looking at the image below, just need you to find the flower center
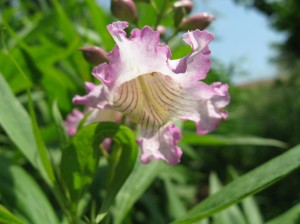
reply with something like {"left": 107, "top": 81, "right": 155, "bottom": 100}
{"left": 111, "top": 72, "right": 191, "bottom": 136}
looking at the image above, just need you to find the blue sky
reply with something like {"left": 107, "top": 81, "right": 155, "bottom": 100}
{"left": 196, "top": 0, "right": 285, "bottom": 83}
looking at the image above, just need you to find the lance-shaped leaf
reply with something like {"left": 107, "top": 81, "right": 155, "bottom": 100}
{"left": 0, "top": 74, "right": 53, "bottom": 184}
{"left": 172, "top": 144, "right": 300, "bottom": 224}
{"left": 0, "top": 205, "right": 25, "bottom": 224}
{"left": 266, "top": 203, "right": 300, "bottom": 224}
{"left": 113, "top": 161, "right": 164, "bottom": 224}
{"left": 0, "top": 157, "right": 59, "bottom": 224}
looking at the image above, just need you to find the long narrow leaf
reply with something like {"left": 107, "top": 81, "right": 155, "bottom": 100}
{"left": 0, "top": 157, "right": 59, "bottom": 224}
{"left": 164, "top": 176, "right": 188, "bottom": 219}
{"left": 86, "top": 0, "right": 115, "bottom": 49}
{"left": 266, "top": 203, "right": 300, "bottom": 224}
{"left": 228, "top": 167, "right": 264, "bottom": 224}
{"left": 51, "top": 0, "right": 77, "bottom": 42}
{"left": 0, "top": 205, "right": 25, "bottom": 224}
{"left": 113, "top": 161, "right": 164, "bottom": 224}
{"left": 209, "top": 172, "right": 247, "bottom": 224}
{"left": 0, "top": 74, "right": 49, "bottom": 182}
{"left": 172, "top": 144, "right": 300, "bottom": 224}
{"left": 181, "top": 133, "right": 288, "bottom": 148}
{"left": 27, "top": 91, "right": 55, "bottom": 186}
{"left": 52, "top": 101, "right": 69, "bottom": 148}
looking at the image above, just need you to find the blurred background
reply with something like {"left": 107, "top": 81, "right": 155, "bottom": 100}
{"left": 1, "top": 0, "right": 300, "bottom": 223}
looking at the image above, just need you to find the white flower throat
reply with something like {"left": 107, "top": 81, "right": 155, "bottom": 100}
{"left": 111, "top": 72, "right": 193, "bottom": 136}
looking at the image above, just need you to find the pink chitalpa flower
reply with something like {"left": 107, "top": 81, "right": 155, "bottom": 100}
{"left": 73, "top": 21, "right": 230, "bottom": 165}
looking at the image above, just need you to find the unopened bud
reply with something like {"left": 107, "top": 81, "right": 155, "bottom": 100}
{"left": 133, "top": 0, "right": 150, "bottom": 2}
{"left": 80, "top": 46, "right": 108, "bottom": 65}
{"left": 178, "top": 13, "right": 215, "bottom": 31}
{"left": 173, "top": 0, "right": 193, "bottom": 14}
{"left": 156, "top": 25, "right": 166, "bottom": 37}
{"left": 111, "top": 0, "right": 138, "bottom": 23}
{"left": 173, "top": 0, "right": 193, "bottom": 26}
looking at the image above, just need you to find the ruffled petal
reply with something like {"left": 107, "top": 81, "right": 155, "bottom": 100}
{"left": 180, "top": 81, "right": 230, "bottom": 135}
{"left": 72, "top": 82, "right": 109, "bottom": 109}
{"left": 64, "top": 109, "right": 84, "bottom": 136}
{"left": 137, "top": 124, "right": 183, "bottom": 165}
{"left": 168, "top": 30, "right": 213, "bottom": 83}
{"left": 93, "top": 21, "right": 173, "bottom": 88}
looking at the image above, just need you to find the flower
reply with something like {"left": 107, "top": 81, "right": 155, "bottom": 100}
{"left": 73, "top": 21, "right": 230, "bottom": 165}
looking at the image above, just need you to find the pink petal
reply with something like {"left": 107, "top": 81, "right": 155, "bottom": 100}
{"left": 64, "top": 109, "right": 84, "bottom": 136}
{"left": 72, "top": 82, "right": 109, "bottom": 109}
{"left": 93, "top": 21, "right": 173, "bottom": 88}
{"left": 138, "top": 124, "right": 183, "bottom": 165}
{"left": 181, "top": 81, "right": 230, "bottom": 135}
{"left": 169, "top": 30, "right": 214, "bottom": 83}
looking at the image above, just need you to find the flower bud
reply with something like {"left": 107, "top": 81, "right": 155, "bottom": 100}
{"left": 111, "top": 0, "right": 138, "bottom": 23}
{"left": 173, "top": 0, "right": 193, "bottom": 14}
{"left": 79, "top": 46, "right": 108, "bottom": 65}
{"left": 178, "top": 13, "right": 215, "bottom": 31}
{"left": 156, "top": 25, "right": 166, "bottom": 37}
{"left": 133, "top": 0, "right": 150, "bottom": 2}
{"left": 173, "top": 0, "right": 193, "bottom": 26}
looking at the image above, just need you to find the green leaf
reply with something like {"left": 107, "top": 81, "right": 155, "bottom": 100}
{"left": 85, "top": 0, "right": 115, "bottom": 49}
{"left": 241, "top": 197, "right": 264, "bottom": 224}
{"left": 228, "top": 167, "right": 263, "bottom": 224}
{"left": 172, "top": 144, "right": 300, "bottom": 224}
{"left": 266, "top": 203, "right": 300, "bottom": 224}
{"left": 137, "top": 2, "right": 157, "bottom": 27}
{"left": 60, "top": 122, "right": 138, "bottom": 211}
{"left": 52, "top": 101, "right": 69, "bottom": 149}
{"left": 163, "top": 176, "right": 187, "bottom": 219}
{"left": 19, "top": 48, "right": 43, "bottom": 84}
{"left": 27, "top": 90, "right": 55, "bottom": 186}
{"left": 181, "top": 132, "right": 288, "bottom": 148}
{"left": 209, "top": 172, "right": 247, "bottom": 224}
{"left": 1, "top": 35, "right": 55, "bottom": 185}
{"left": 0, "top": 205, "right": 25, "bottom": 224}
{"left": 113, "top": 161, "right": 164, "bottom": 224}
{"left": 174, "top": 8, "right": 184, "bottom": 27}
{"left": 0, "top": 74, "right": 49, "bottom": 182}
{"left": 0, "top": 157, "right": 59, "bottom": 224}
{"left": 51, "top": 0, "right": 77, "bottom": 42}
{"left": 99, "top": 126, "right": 139, "bottom": 214}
